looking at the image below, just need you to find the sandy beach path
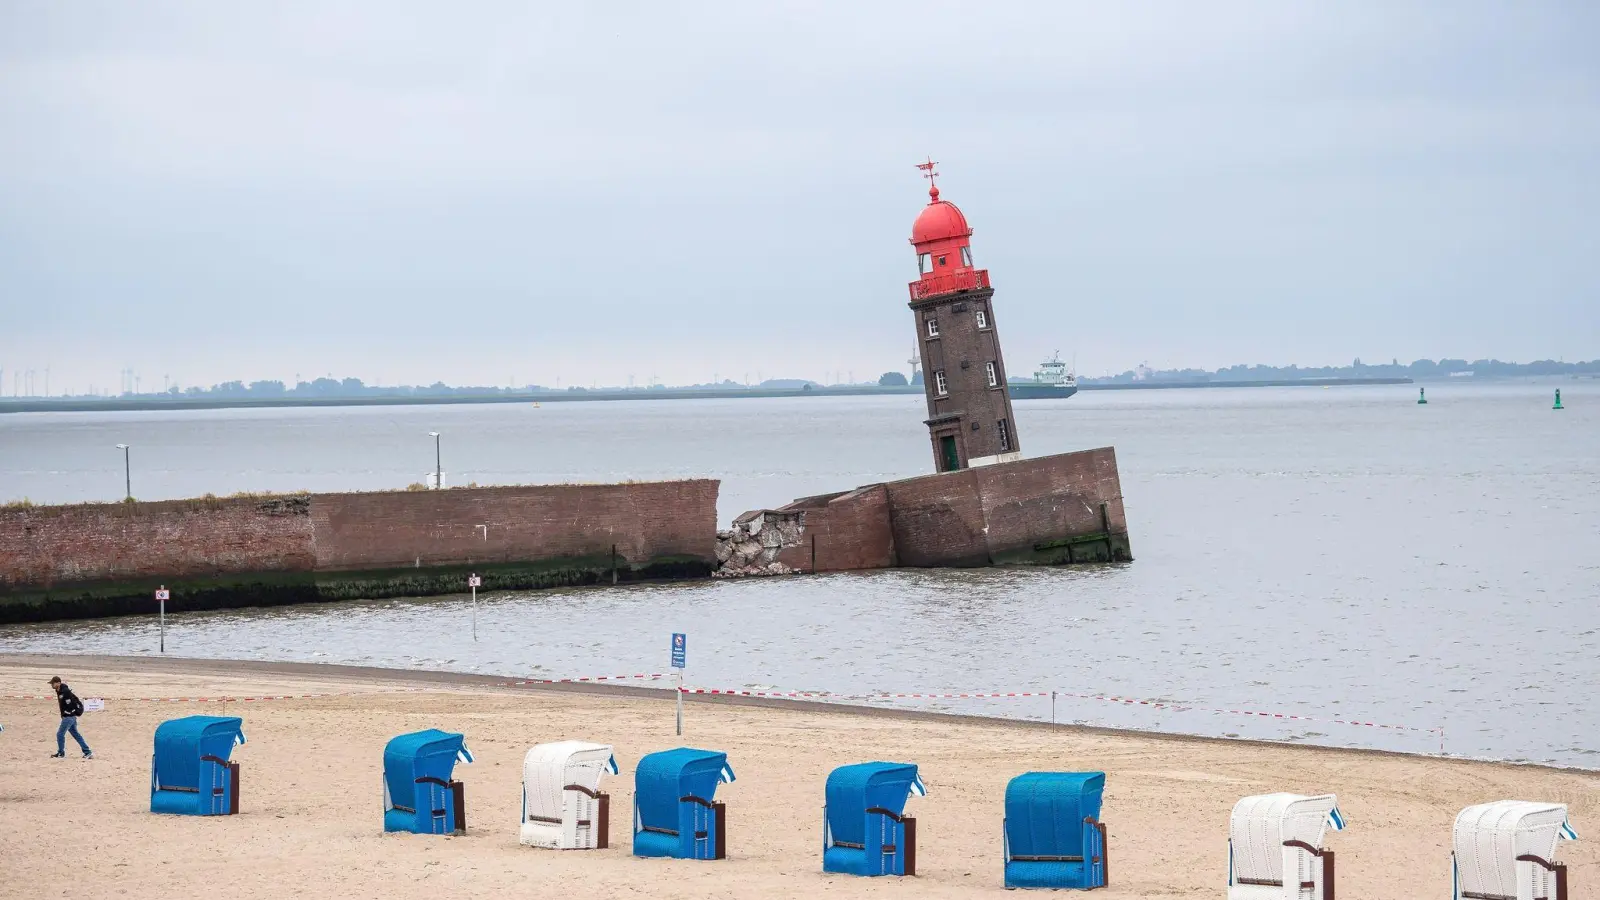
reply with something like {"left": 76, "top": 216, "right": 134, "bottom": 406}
{"left": 1, "top": 655, "right": 1593, "bottom": 899}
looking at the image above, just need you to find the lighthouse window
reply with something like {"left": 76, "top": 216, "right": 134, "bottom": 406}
{"left": 918, "top": 253, "right": 934, "bottom": 275}
{"left": 975, "top": 310, "right": 988, "bottom": 329}
{"left": 926, "top": 317, "right": 939, "bottom": 337}
{"left": 998, "top": 418, "right": 1011, "bottom": 451}
{"left": 961, "top": 246, "right": 973, "bottom": 267}
{"left": 937, "top": 255, "right": 947, "bottom": 267}
{"left": 986, "top": 361, "right": 998, "bottom": 387}
{"left": 934, "top": 370, "right": 948, "bottom": 395}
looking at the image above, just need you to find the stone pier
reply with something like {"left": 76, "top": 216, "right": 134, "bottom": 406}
{"left": 714, "top": 447, "right": 1131, "bottom": 576}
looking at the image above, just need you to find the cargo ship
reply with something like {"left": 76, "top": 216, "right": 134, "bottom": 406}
{"left": 1009, "top": 352, "right": 1079, "bottom": 401}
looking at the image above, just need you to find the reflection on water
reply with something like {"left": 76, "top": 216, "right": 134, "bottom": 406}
{"left": 2, "top": 383, "right": 1597, "bottom": 767}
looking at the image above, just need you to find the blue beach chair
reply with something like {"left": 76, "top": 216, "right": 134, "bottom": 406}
{"left": 1003, "top": 771, "right": 1109, "bottom": 890}
{"left": 382, "top": 729, "right": 474, "bottom": 835}
{"left": 632, "top": 747, "right": 735, "bottom": 859}
{"left": 150, "top": 715, "right": 246, "bottom": 816}
{"left": 822, "top": 761, "right": 926, "bottom": 876}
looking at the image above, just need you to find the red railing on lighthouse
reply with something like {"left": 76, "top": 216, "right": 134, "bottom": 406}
{"left": 909, "top": 269, "right": 990, "bottom": 301}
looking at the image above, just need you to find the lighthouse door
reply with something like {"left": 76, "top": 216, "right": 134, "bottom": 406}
{"left": 939, "top": 435, "right": 960, "bottom": 472}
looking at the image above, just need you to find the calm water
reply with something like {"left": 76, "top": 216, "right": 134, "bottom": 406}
{"left": 2, "top": 382, "right": 1596, "bottom": 767}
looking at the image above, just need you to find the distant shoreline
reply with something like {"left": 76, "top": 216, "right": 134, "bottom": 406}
{"left": 0, "top": 376, "right": 1417, "bottom": 415}
{"left": 1078, "top": 376, "right": 1413, "bottom": 391}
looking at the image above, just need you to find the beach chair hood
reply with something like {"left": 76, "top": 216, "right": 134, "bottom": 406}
{"left": 1005, "top": 771, "right": 1104, "bottom": 853}
{"left": 383, "top": 729, "right": 470, "bottom": 800}
{"left": 824, "top": 762, "right": 924, "bottom": 846}
{"left": 153, "top": 716, "right": 244, "bottom": 790}
{"left": 634, "top": 747, "right": 732, "bottom": 829}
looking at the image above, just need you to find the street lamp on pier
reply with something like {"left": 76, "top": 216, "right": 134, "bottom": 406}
{"left": 114, "top": 443, "right": 131, "bottom": 502}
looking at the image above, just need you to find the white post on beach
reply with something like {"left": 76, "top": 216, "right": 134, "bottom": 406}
{"left": 155, "top": 586, "right": 170, "bottom": 653}
{"left": 671, "top": 632, "right": 687, "bottom": 736}
{"left": 468, "top": 574, "right": 481, "bottom": 642}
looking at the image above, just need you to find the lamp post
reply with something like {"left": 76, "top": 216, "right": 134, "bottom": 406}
{"left": 428, "top": 431, "right": 441, "bottom": 489}
{"left": 114, "top": 443, "right": 131, "bottom": 501}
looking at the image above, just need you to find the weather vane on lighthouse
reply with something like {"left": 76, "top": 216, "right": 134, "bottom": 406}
{"left": 916, "top": 156, "right": 940, "bottom": 201}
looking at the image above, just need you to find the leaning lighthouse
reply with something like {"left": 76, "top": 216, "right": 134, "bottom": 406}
{"left": 908, "top": 160, "right": 1022, "bottom": 473}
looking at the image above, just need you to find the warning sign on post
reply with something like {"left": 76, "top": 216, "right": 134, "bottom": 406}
{"left": 468, "top": 575, "right": 482, "bottom": 588}
{"left": 155, "top": 588, "right": 170, "bottom": 601}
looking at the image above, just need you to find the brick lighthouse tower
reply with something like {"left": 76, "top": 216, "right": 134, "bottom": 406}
{"left": 908, "top": 160, "right": 1021, "bottom": 472}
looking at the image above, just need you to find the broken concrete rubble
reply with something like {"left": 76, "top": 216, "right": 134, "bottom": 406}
{"left": 712, "top": 509, "right": 806, "bottom": 578}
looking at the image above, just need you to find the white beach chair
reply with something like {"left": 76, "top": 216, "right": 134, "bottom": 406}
{"left": 520, "top": 741, "right": 619, "bottom": 849}
{"left": 1453, "top": 801, "right": 1577, "bottom": 900}
{"left": 1228, "top": 793, "right": 1345, "bottom": 900}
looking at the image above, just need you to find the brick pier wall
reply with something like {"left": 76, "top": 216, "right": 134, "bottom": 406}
{"left": 309, "top": 481, "right": 718, "bottom": 572}
{"left": 888, "top": 448, "right": 1130, "bottom": 567}
{"left": 0, "top": 496, "right": 318, "bottom": 590}
{"left": 718, "top": 447, "right": 1132, "bottom": 575}
{"left": 0, "top": 481, "right": 719, "bottom": 622}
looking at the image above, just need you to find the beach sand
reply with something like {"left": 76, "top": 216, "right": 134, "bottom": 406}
{"left": 1, "top": 655, "right": 1593, "bottom": 899}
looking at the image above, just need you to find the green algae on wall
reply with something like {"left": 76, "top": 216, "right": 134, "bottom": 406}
{"left": 0, "top": 554, "right": 713, "bottom": 625}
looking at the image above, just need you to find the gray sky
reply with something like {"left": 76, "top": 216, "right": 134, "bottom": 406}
{"left": 2, "top": 2, "right": 1596, "bottom": 393}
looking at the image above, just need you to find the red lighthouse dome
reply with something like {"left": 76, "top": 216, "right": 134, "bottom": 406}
{"left": 911, "top": 188, "right": 973, "bottom": 245}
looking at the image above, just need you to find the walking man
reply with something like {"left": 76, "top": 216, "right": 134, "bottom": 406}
{"left": 49, "top": 676, "right": 92, "bottom": 759}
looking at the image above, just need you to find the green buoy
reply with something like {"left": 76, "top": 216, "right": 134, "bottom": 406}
{"left": 1553, "top": 388, "right": 1563, "bottom": 410}
{"left": 1417, "top": 387, "right": 1428, "bottom": 405}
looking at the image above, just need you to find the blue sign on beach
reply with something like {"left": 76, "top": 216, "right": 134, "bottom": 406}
{"left": 671, "top": 633, "right": 687, "bottom": 669}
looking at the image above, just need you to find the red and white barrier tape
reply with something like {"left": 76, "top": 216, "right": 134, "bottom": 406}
{"left": 675, "top": 687, "right": 867, "bottom": 700}
{"left": 500, "top": 672, "right": 668, "bottom": 687}
{"left": 3, "top": 692, "right": 342, "bottom": 703}
{"left": 676, "top": 684, "right": 1445, "bottom": 751}
{"left": 674, "top": 688, "right": 1058, "bottom": 701}
{"left": 1051, "top": 689, "right": 1437, "bottom": 735}
{"left": 873, "top": 691, "right": 1055, "bottom": 700}
{"left": 6, "top": 674, "right": 1445, "bottom": 752}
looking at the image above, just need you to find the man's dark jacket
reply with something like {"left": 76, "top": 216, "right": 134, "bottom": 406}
{"left": 55, "top": 683, "right": 84, "bottom": 718}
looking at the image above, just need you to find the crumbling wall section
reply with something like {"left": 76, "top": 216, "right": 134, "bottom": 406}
{"left": 713, "top": 509, "right": 806, "bottom": 578}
